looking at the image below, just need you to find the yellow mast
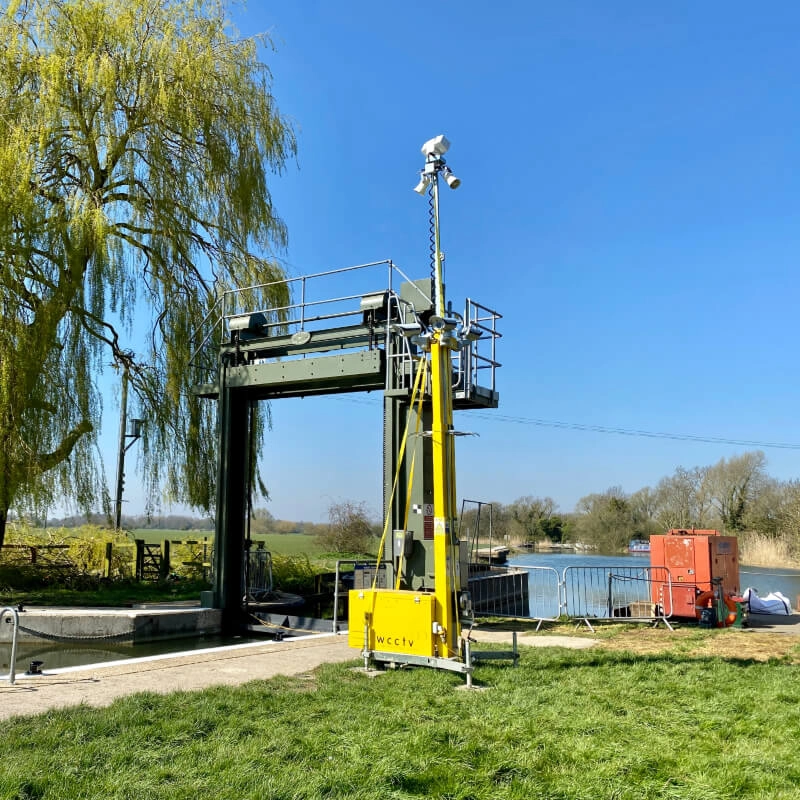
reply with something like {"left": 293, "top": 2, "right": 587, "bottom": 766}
{"left": 427, "top": 137, "right": 462, "bottom": 658}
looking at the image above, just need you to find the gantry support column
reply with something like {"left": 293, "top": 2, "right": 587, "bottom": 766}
{"left": 213, "top": 368, "right": 252, "bottom": 632}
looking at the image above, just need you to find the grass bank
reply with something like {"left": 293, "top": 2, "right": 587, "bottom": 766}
{"left": 2, "top": 632, "right": 800, "bottom": 799}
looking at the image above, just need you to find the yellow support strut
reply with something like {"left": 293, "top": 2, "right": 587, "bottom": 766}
{"left": 430, "top": 331, "right": 461, "bottom": 657}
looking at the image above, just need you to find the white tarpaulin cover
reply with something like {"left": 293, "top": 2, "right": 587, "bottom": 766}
{"left": 743, "top": 587, "right": 792, "bottom": 615}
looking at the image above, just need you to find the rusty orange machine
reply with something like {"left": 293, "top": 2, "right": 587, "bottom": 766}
{"left": 650, "top": 529, "right": 740, "bottom": 619}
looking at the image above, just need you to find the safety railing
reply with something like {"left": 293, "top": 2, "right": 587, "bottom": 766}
{"left": 453, "top": 298, "right": 502, "bottom": 399}
{"left": 243, "top": 548, "right": 273, "bottom": 601}
{"left": 188, "top": 259, "right": 502, "bottom": 400}
{"left": 1, "top": 606, "right": 19, "bottom": 685}
{"left": 332, "top": 559, "right": 394, "bottom": 633}
{"left": 189, "top": 260, "right": 417, "bottom": 379}
{"left": 467, "top": 564, "right": 674, "bottom": 629}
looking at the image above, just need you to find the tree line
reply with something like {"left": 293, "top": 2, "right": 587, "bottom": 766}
{"left": 477, "top": 451, "right": 800, "bottom": 553}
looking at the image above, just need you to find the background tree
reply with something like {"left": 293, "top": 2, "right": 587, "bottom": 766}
{"left": 508, "top": 495, "right": 559, "bottom": 543}
{"left": 0, "top": 0, "right": 296, "bottom": 546}
{"left": 701, "top": 451, "right": 767, "bottom": 531}
{"left": 574, "top": 486, "right": 638, "bottom": 551}
{"left": 652, "top": 466, "right": 713, "bottom": 531}
{"left": 317, "top": 500, "right": 377, "bottom": 555}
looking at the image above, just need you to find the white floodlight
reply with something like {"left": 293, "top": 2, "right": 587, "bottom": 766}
{"left": 393, "top": 322, "right": 423, "bottom": 338}
{"left": 430, "top": 315, "right": 459, "bottom": 331}
{"left": 462, "top": 325, "right": 483, "bottom": 342}
{"left": 443, "top": 169, "right": 461, "bottom": 189}
{"left": 421, "top": 134, "right": 450, "bottom": 158}
{"left": 413, "top": 175, "right": 430, "bottom": 195}
{"left": 228, "top": 312, "right": 267, "bottom": 332}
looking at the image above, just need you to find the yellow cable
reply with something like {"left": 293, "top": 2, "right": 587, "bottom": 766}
{"left": 396, "top": 359, "right": 427, "bottom": 589}
{"left": 370, "top": 355, "right": 427, "bottom": 592}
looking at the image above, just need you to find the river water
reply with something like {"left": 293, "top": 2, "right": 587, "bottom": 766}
{"left": 509, "top": 551, "right": 800, "bottom": 608}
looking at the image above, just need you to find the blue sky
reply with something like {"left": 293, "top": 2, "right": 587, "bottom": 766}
{"left": 112, "top": 1, "right": 800, "bottom": 522}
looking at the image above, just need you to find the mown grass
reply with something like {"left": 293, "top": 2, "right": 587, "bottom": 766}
{"left": 0, "top": 578, "right": 211, "bottom": 608}
{"left": 130, "top": 529, "right": 328, "bottom": 558}
{"left": 2, "top": 640, "right": 800, "bottom": 799}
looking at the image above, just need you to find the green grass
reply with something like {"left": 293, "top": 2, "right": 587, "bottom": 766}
{"left": 2, "top": 644, "right": 800, "bottom": 798}
{"left": 0, "top": 578, "right": 210, "bottom": 608}
{"left": 130, "top": 529, "right": 329, "bottom": 558}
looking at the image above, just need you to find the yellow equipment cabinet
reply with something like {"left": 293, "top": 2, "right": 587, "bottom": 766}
{"left": 348, "top": 589, "right": 437, "bottom": 657}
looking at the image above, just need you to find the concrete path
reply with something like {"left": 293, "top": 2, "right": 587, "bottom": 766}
{"left": 0, "top": 629, "right": 596, "bottom": 721}
{"left": 0, "top": 634, "right": 354, "bottom": 721}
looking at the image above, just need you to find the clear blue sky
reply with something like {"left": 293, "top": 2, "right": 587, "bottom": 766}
{"left": 112, "top": 1, "right": 800, "bottom": 523}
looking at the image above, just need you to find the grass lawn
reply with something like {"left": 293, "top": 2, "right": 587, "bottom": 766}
{"left": 131, "top": 529, "right": 329, "bottom": 559}
{"left": 1, "top": 629, "right": 800, "bottom": 799}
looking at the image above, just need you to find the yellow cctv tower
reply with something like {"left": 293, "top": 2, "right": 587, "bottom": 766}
{"left": 349, "top": 136, "right": 474, "bottom": 675}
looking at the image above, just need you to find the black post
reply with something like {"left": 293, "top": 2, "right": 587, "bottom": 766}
{"left": 213, "top": 374, "right": 251, "bottom": 633}
{"left": 135, "top": 539, "right": 145, "bottom": 581}
{"left": 115, "top": 366, "right": 129, "bottom": 530}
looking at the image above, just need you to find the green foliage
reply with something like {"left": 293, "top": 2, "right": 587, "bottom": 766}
{"left": 0, "top": 0, "right": 296, "bottom": 543}
{"left": 0, "top": 525, "right": 338, "bottom": 602}
{"left": 508, "top": 495, "right": 560, "bottom": 543}
{"left": 3, "top": 646, "right": 800, "bottom": 797}
{"left": 269, "top": 553, "right": 318, "bottom": 594}
{"left": 574, "top": 487, "right": 639, "bottom": 551}
{"left": 0, "top": 523, "right": 134, "bottom": 584}
{"left": 317, "top": 500, "right": 378, "bottom": 555}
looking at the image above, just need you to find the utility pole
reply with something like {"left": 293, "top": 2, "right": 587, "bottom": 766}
{"left": 114, "top": 358, "right": 143, "bottom": 530}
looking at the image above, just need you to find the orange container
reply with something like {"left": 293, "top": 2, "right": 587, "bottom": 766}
{"left": 650, "top": 529, "right": 739, "bottom": 618}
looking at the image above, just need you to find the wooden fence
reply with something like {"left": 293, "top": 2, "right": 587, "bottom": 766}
{"left": 0, "top": 538, "right": 211, "bottom": 582}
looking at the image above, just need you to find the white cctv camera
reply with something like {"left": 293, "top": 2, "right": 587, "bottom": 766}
{"left": 421, "top": 135, "right": 450, "bottom": 158}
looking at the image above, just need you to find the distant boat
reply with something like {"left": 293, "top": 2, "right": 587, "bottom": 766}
{"left": 628, "top": 539, "right": 651, "bottom": 553}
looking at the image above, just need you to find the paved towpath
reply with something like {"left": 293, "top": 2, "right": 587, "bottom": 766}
{"left": 0, "top": 629, "right": 594, "bottom": 721}
{"left": 0, "top": 634, "right": 355, "bottom": 721}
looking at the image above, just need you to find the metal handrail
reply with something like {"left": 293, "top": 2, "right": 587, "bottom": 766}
{"left": 1, "top": 606, "right": 19, "bottom": 685}
{"left": 332, "top": 559, "right": 393, "bottom": 634}
{"left": 188, "top": 259, "right": 503, "bottom": 401}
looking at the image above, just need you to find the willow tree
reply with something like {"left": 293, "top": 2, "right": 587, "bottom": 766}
{"left": 0, "top": 0, "right": 295, "bottom": 546}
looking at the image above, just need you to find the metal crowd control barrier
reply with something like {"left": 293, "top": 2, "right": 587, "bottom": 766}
{"left": 562, "top": 565, "right": 673, "bottom": 630}
{"left": 468, "top": 564, "right": 674, "bottom": 629}
{"left": 468, "top": 566, "right": 561, "bottom": 628}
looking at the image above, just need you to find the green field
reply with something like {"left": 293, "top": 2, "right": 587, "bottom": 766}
{"left": 130, "top": 530, "right": 329, "bottom": 558}
{"left": 2, "top": 634, "right": 800, "bottom": 799}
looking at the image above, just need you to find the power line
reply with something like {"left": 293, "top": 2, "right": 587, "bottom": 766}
{"left": 468, "top": 412, "right": 800, "bottom": 451}
{"left": 322, "top": 396, "right": 800, "bottom": 450}
{"left": 321, "top": 396, "right": 800, "bottom": 450}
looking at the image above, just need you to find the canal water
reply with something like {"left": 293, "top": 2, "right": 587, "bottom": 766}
{"left": 509, "top": 551, "right": 800, "bottom": 612}
{"left": 6, "top": 634, "right": 261, "bottom": 675}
